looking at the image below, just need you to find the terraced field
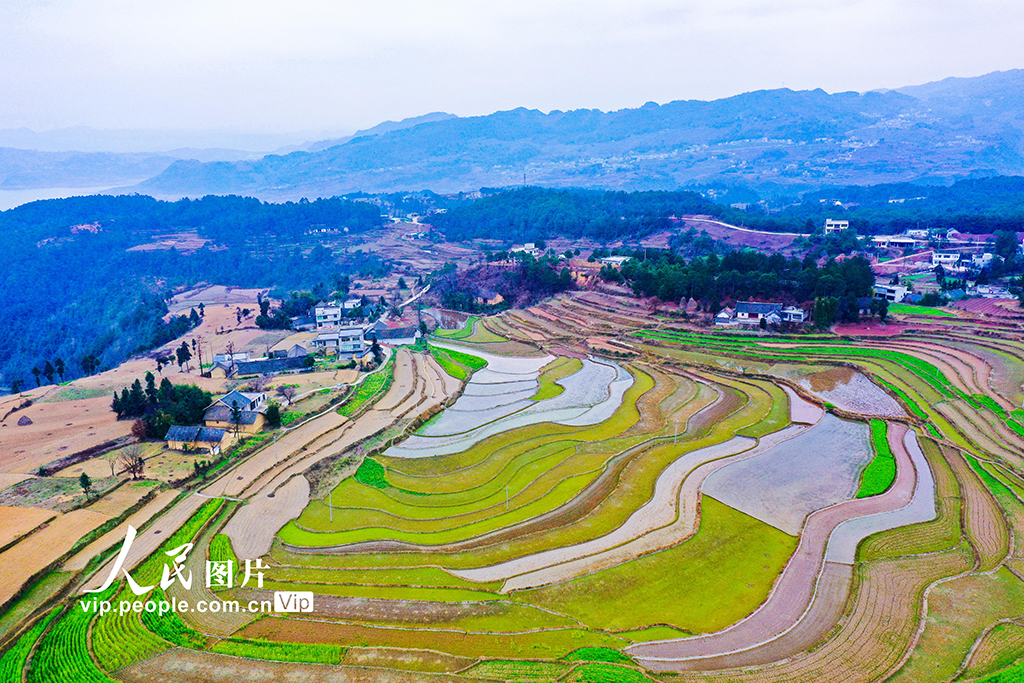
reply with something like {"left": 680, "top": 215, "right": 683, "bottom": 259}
{"left": 3, "top": 290, "right": 1024, "bottom": 683}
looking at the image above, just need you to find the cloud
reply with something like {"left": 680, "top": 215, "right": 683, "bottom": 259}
{"left": 0, "top": 0, "right": 1021, "bottom": 133}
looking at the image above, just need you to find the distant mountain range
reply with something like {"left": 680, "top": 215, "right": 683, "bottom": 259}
{"left": 3, "top": 70, "right": 1023, "bottom": 197}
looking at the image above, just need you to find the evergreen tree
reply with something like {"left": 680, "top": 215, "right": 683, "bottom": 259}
{"left": 79, "top": 472, "right": 92, "bottom": 498}
{"left": 145, "top": 372, "right": 158, "bottom": 403}
{"left": 43, "top": 360, "right": 55, "bottom": 383}
{"left": 32, "top": 366, "right": 41, "bottom": 386}
{"left": 129, "top": 379, "right": 146, "bottom": 415}
{"left": 55, "top": 358, "right": 66, "bottom": 382}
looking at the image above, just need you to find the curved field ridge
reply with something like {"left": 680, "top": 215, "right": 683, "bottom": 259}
{"left": 825, "top": 431, "right": 937, "bottom": 563}
{"left": 702, "top": 414, "right": 873, "bottom": 535}
{"left": 492, "top": 426, "right": 814, "bottom": 592}
{"left": 783, "top": 386, "right": 824, "bottom": 424}
{"left": 386, "top": 356, "right": 634, "bottom": 459}
{"left": 222, "top": 476, "right": 311, "bottom": 560}
{"left": 449, "top": 435, "right": 759, "bottom": 588}
{"left": 628, "top": 426, "right": 924, "bottom": 670}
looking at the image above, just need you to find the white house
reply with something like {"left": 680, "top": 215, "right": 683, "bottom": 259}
{"left": 781, "top": 306, "right": 806, "bottom": 323}
{"left": 735, "top": 301, "right": 783, "bottom": 323}
{"left": 824, "top": 219, "right": 849, "bottom": 234}
{"left": 932, "top": 252, "right": 961, "bottom": 269}
{"left": 874, "top": 283, "right": 909, "bottom": 303}
{"left": 598, "top": 255, "right": 631, "bottom": 267}
{"left": 312, "top": 326, "right": 367, "bottom": 358}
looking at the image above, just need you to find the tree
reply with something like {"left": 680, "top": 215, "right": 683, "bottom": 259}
{"left": 31, "top": 366, "right": 41, "bottom": 386}
{"left": 176, "top": 342, "right": 192, "bottom": 372}
{"left": 131, "top": 418, "right": 148, "bottom": 440}
{"left": 11, "top": 378, "right": 25, "bottom": 393}
{"left": 104, "top": 449, "right": 120, "bottom": 477}
{"left": 145, "top": 372, "right": 158, "bottom": 403}
{"left": 230, "top": 401, "right": 243, "bottom": 434}
{"left": 189, "top": 308, "right": 201, "bottom": 327}
{"left": 55, "top": 358, "right": 66, "bottom": 382}
{"left": 119, "top": 444, "right": 146, "bottom": 480}
{"left": 78, "top": 472, "right": 92, "bottom": 498}
{"left": 43, "top": 360, "right": 55, "bottom": 384}
{"left": 276, "top": 384, "right": 297, "bottom": 406}
{"left": 265, "top": 403, "right": 281, "bottom": 428}
{"left": 878, "top": 298, "right": 889, "bottom": 323}
{"left": 371, "top": 339, "right": 383, "bottom": 364}
{"left": 80, "top": 354, "right": 100, "bottom": 376}
{"left": 198, "top": 302, "right": 205, "bottom": 317}
{"left": 397, "top": 277, "right": 408, "bottom": 290}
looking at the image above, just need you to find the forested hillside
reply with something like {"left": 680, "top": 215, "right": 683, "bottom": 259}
{"left": 0, "top": 194, "right": 382, "bottom": 391}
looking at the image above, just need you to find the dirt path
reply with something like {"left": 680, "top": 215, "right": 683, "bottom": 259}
{"left": 628, "top": 425, "right": 921, "bottom": 669}
{"left": 221, "top": 476, "right": 311, "bottom": 560}
{"left": 65, "top": 489, "right": 179, "bottom": 571}
{"left": 201, "top": 410, "right": 349, "bottom": 499}
{"left": 80, "top": 494, "right": 208, "bottom": 592}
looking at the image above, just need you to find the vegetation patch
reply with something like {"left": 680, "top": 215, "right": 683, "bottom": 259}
{"left": 563, "top": 647, "right": 634, "bottom": 664}
{"left": 532, "top": 357, "right": 583, "bottom": 401}
{"left": 565, "top": 662, "right": 649, "bottom": 683}
{"left": 354, "top": 457, "right": 390, "bottom": 489}
{"left": 337, "top": 357, "right": 394, "bottom": 417}
{"left": 888, "top": 303, "right": 957, "bottom": 317}
{"left": 857, "top": 419, "right": 897, "bottom": 498}
{"left": 0, "top": 606, "right": 60, "bottom": 682}
{"left": 434, "top": 316, "right": 479, "bottom": 339}
{"left": 464, "top": 659, "right": 570, "bottom": 680}
{"left": 211, "top": 637, "right": 346, "bottom": 664}
{"left": 518, "top": 498, "right": 797, "bottom": 633}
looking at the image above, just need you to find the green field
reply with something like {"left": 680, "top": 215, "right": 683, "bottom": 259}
{"left": 857, "top": 419, "right": 897, "bottom": 497}
{"left": 888, "top": 303, "right": 958, "bottom": 317}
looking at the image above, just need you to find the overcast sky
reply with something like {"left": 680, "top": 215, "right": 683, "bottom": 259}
{"left": 2, "top": 0, "right": 1022, "bottom": 136}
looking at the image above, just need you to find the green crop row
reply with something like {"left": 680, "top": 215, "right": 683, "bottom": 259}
{"left": 337, "top": 357, "right": 394, "bottom": 417}
{"left": 857, "top": 420, "right": 896, "bottom": 498}
{"left": 433, "top": 316, "right": 479, "bottom": 339}
{"left": 563, "top": 647, "right": 633, "bottom": 664}
{"left": 0, "top": 607, "right": 60, "bottom": 683}
{"left": 138, "top": 588, "right": 207, "bottom": 649}
{"left": 28, "top": 586, "right": 118, "bottom": 683}
{"left": 91, "top": 498, "right": 224, "bottom": 671}
{"left": 210, "top": 636, "right": 346, "bottom": 664}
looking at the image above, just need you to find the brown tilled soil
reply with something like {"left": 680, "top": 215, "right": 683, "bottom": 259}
{"left": 239, "top": 594, "right": 501, "bottom": 624}
{"left": 945, "top": 448, "right": 1010, "bottom": 571}
{"left": 0, "top": 396, "right": 130, "bottom": 474}
{"left": 0, "top": 508, "right": 110, "bottom": 605}
{"left": 630, "top": 424, "right": 918, "bottom": 667}
{"left": 81, "top": 494, "right": 208, "bottom": 592}
{"left": 343, "top": 647, "right": 475, "bottom": 674}
{"left": 0, "top": 505, "right": 57, "bottom": 548}
{"left": 665, "top": 546, "right": 975, "bottom": 681}
{"left": 116, "top": 648, "right": 476, "bottom": 683}
{"left": 65, "top": 489, "right": 179, "bottom": 571}
{"left": 223, "top": 476, "right": 311, "bottom": 559}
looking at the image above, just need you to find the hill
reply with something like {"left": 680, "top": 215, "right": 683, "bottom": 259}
{"left": 134, "top": 70, "right": 1024, "bottom": 198}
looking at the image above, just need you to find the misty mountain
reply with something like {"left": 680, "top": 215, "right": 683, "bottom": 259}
{"left": 0, "top": 148, "right": 178, "bottom": 190}
{"left": 306, "top": 112, "right": 458, "bottom": 152}
{"left": 132, "top": 70, "right": 1024, "bottom": 198}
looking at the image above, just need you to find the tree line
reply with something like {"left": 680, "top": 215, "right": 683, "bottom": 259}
{"left": 111, "top": 372, "right": 212, "bottom": 439}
